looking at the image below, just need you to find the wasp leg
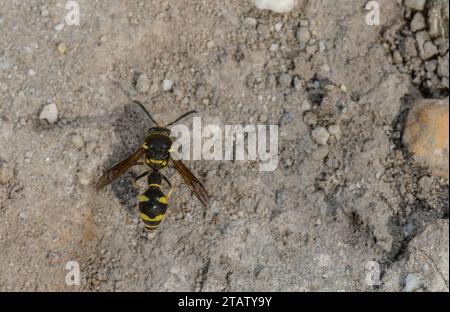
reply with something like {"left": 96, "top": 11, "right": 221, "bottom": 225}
{"left": 161, "top": 173, "right": 173, "bottom": 198}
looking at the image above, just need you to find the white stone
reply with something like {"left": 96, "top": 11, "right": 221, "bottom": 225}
{"left": 311, "top": 126, "right": 330, "bottom": 145}
{"left": 135, "top": 74, "right": 150, "bottom": 93}
{"left": 254, "top": 0, "right": 297, "bottom": 13}
{"left": 54, "top": 23, "right": 64, "bottom": 31}
{"left": 274, "top": 22, "right": 283, "bottom": 31}
{"left": 39, "top": 103, "right": 58, "bottom": 124}
{"left": 404, "top": 0, "right": 427, "bottom": 11}
{"left": 403, "top": 273, "right": 421, "bottom": 292}
{"left": 40, "top": 6, "right": 49, "bottom": 17}
{"left": 77, "top": 172, "right": 90, "bottom": 186}
{"left": 162, "top": 79, "right": 173, "bottom": 91}
{"left": 270, "top": 43, "right": 279, "bottom": 51}
{"left": 328, "top": 125, "right": 341, "bottom": 140}
{"left": 319, "top": 41, "right": 327, "bottom": 53}
{"left": 72, "top": 135, "right": 85, "bottom": 149}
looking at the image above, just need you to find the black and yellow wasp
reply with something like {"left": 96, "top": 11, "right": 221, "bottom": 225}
{"left": 95, "top": 101, "right": 209, "bottom": 232}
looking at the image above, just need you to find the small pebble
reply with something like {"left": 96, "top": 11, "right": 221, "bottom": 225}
{"left": 77, "top": 172, "right": 91, "bottom": 186}
{"left": 422, "top": 41, "right": 438, "bottom": 60}
{"left": 254, "top": 0, "right": 297, "bottom": 13}
{"left": 328, "top": 125, "right": 341, "bottom": 140}
{"left": 418, "top": 176, "right": 433, "bottom": 193}
{"left": 319, "top": 41, "right": 327, "bottom": 53}
{"left": 306, "top": 44, "right": 318, "bottom": 55}
{"left": 403, "top": 273, "right": 421, "bottom": 292}
{"left": 270, "top": 43, "right": 279, "bottom": 51}
{"left": 40, "top": 6, "right": 49, "bottom": 17}
{"left": 321, "top": 63, "right": 331, "bottom": 72}
{"left": 311, "top": 126, "right": 330, "bottom": 145}
{"left": 243, "top": 17, "right": 257, "bottom": 26}
{"left": 303, "top": 111, "right": 317, "bottom": 125}
{"left": 293, "top": 77, "right": 302, "bottom": 90}
{"left": 296, "top": 26, "right": 311, "bottom": 44}
{"left": 135, "top": 74, "right": 150, "bottom": 93}
{"left": 393, "top": 50, "right": 403, "bottom": 64}
{"left": 54, "top": 23, "right": 64, "bottom": 31}
{"left": 300, "top": 19, "right": 309, "bottom": 27}
{"left": 301, "top": 100, "right": 312, "bottom": 112}
{"left": 72, "top": 135, "right": 85, "bottom": 149}
{"left": 311, "top": 146, "right": 330, "bottom": 161}
{"left": 39, "top": 103, "right": 58, "bottom": 124}
{"left": 428, "top": 4, "right": 446, "bottom": 38}
{"left": 162, "top": 79, "right": 173, "bottom": 91}
{"left": 25, "top": 151, "right": 33, "bottom": 160}
{"left": 410, "top": 13, "right": 426, "bottom": 32}
{"left": 403, "top": 0, "right": 426, "bottom": 11}
{"left": 340, "top": 84, "right": 348, "bottom": 92}
{"left": 57, "top": 42, "right": 67, "bottom": 54}
{"left": 274, "top": 22, "right": 283, "bottom": 32}
{"left": 196, "top": 85, "right": 207, "bottom": 99}
{"left": 278, "top": 73, "right": 292, "bottom": 88}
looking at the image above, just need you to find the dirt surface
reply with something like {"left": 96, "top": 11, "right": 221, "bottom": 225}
{"left": 0, "top": 0, "right": 448, "bottom": 291}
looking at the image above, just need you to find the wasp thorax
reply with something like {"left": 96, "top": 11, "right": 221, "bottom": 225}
{"left": 143, "top": 129, "right": 172, "bottom": 169}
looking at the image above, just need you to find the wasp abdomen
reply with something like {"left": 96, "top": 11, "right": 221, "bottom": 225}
{"left": 138, "top": 186, "right": 168, "bottom": 232}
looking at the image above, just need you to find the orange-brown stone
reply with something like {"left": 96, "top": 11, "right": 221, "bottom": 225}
{"left": 403, "top": 98, "right": 449, "bottom": 178}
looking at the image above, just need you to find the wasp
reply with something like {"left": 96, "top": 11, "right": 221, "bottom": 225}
{"left": 95, "top": 101, "right": 209, "bottom": 232}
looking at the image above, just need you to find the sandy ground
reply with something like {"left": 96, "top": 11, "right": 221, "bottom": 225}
{"left": 0, "top": 0, "right": 448, "bottom": 291}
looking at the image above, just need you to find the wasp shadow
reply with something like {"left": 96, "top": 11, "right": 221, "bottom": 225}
{"left": 99, "top": 102, "right": 154, "bottom": 217}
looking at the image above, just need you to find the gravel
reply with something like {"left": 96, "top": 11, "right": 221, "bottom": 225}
{"left": 311, "top": 126, "right": 330, "bottom": 145}
{"left": 135, "top": 74, "right": 150, "bottom": 94}
{"left": 403, "top": 273, "right": 422, "bottom": 292}
{"left": 162, "top": 79, "right": 174, "bottom": 91}
{"left": 404, "top": 0, "right": 427, "bottom": 11}
{"left": 243, "top": 17, "right": 257, "bottom": 27}
{"left": 39, "top": 103, "right": 58, "bottom": 124}
{"left": 57, "top": 42, "right": 68, "bottom": 55}
{"left": 278, "top": 73, "right": 292, "bottom": 88}
{"left": 296, "top": 27, "right": 311, "bottom": 44}
{"left": 71, "top": 135, "right": 85, "bottom": 150}
{"left": 410, "top": 13, "right": 426, "bottom": 32}
{"left": 254, "top": 0, "right": 297, "bottom": 13}
{"left": 0, "top": 0, "right": 447, "bottom": 293}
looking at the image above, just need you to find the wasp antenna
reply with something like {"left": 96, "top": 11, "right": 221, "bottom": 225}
{"left": 133, "top": 101, "right": 159, "bottom": 126}
{"left": 165, "top": 110, "right": 198, "bottom": 127}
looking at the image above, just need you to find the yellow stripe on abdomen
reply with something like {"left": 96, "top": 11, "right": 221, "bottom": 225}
{"left": 138, "top": 195, "right": 150, "bottom": 202}
{"left": 140, "top": 213, "right": 165, "bottom": 222}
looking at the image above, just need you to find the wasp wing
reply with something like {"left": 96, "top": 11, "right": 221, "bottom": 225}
{"left": 171, "top": 157, "right": 210, "bottom": 208}
{"left": 95, "top": 147, "right": 146, "bottom": 190}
